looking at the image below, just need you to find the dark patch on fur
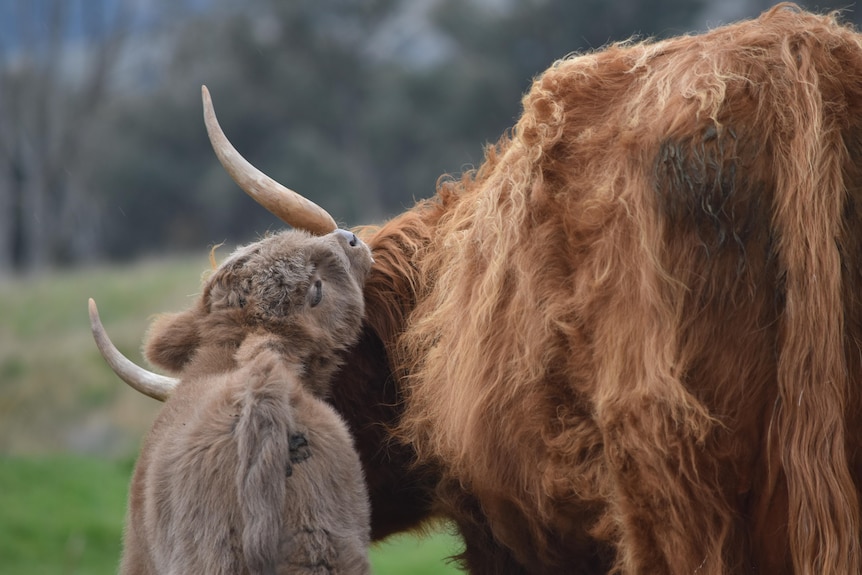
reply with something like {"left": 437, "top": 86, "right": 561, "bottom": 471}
{"left": 654, "top": 124, "right": 754, "bottom": 269}
{"left": 289, "top": 433, "right": 311, "bottom": 464}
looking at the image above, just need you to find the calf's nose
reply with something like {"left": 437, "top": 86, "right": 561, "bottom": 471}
{"left": 334, "top": 228, "right": 359, "bottom": 247}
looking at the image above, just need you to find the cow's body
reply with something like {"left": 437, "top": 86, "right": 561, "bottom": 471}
{"left": 324, "top": 6, "right": 862, "bottom": 574}
{"left": 116, "top": 229, "right": 374, "bottom": 575}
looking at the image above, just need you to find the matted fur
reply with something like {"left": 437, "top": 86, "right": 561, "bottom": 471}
{"left": 121, "top": 229, "right": 374, "bottom": 575}
{"left": 328, "top": 5, "right": 862, "bottom": 574}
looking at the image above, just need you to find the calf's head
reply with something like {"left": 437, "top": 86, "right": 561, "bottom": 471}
{"left": 90, "top": 228, "right": 373, "bottom": 399}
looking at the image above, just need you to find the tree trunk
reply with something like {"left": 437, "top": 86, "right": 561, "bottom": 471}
{"left": 0, "top": 176, "right": 12, "bottom": 274}
{"left": 0, "top": 0, "right": 130, "bottom": 271}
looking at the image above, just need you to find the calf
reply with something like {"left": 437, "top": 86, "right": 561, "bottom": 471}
{"left": 90, "top": 228, "right": 374, "bottom": 575}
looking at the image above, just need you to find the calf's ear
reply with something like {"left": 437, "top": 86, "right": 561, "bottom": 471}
{"left": 144, "top": 310, "right": 201, "bottom": 373}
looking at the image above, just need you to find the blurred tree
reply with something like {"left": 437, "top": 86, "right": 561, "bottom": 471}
{"left": 87, "top": 0, "right": 403, "bottom": 259}
{"left": 358, "top": 0, "right": 707, "bottom": 212}
{"left": 27, "top": 0, "right": 854, "bottom": 267}
{"left": 704, "top": 0, "right": 862, "bottom": 29}
{"left": 0, "top": 0, "right": 131, "bottom": 272}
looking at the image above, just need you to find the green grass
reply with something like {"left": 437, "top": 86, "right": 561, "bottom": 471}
{"left": 0, "top": 456, "right": 131, "bottom": 574}
{"left": 0, "top": 253, "right": 463, "bottom": 573}
{"left": 372, "top": 531, "right": 463, "bottom": 574}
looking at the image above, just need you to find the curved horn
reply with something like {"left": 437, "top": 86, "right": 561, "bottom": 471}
{"left": 201, "top": 85, "right": 337, "bottom": 235}
{"left": 88, "top": 298, "right": 177, "bottom": 402}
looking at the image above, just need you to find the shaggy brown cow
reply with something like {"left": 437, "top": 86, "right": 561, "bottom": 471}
{"left": 90, "top": 228, "right": 374, "bottom": 574}
{"left": 122, "top": 5, "right": 862, "bottom": 574}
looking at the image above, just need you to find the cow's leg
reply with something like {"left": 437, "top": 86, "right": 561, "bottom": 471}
{"left": 456, "top": 521, "right": 530, "bottom": 575}
{"left": 436, "top": 477, "right": 614, "bottom": 575}
{"left": 281, "top": 528, "right": 371, "bottom": 575}
{"left": 596, "top": 396, "right": 737, "bottom": 575}
{"left": 437, "top": 484, "right": 530, "bottom": 575}
{"left": 746, "top": 464, "right": 791, "bottom": 574}
{"left": 119, "top": 529, "right": 155, "bottom": 575}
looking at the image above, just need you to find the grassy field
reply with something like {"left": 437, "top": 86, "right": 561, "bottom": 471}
{"left": 0, "top": 256, "right": 200, "bottom": 456}
{"left": 0, "top": 253, "right": 463, "bottom": 574}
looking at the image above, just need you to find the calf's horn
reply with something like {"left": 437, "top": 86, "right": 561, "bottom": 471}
{"left": 88, "top": 298, "right": 177, "bottom": 402}
{"left": 201, "top": 85, "right": 337, "bottom": 235}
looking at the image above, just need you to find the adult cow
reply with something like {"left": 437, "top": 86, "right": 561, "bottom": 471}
{"left": 117, "top": 5, "right": 862, "bottom": 574}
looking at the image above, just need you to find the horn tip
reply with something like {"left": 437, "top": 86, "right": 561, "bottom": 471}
{"left": 88, "top": 297, "right": 99, "bottom": 325}
{"left": 202, "top": 86, "right": 212, "bottom": 114}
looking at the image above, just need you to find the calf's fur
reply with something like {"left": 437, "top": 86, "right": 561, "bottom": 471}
{"left": 120, "top": 229, "right": 373, "bottom": 575}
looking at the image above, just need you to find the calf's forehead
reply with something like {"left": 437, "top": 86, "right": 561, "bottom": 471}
{"left": 216, "top": 232, "right": 311, "bottom": 271}
{"left": 212, "top": 230, "right": 366, "bottom": 289}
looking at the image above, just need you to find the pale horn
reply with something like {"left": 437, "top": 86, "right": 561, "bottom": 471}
{"left": 88, "top": 298, "right": 177, "bottom": 402}
{"left": 201, "top": 85, "right": 337, "bottom": 235}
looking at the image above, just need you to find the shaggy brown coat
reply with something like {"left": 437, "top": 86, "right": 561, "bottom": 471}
{"left": 120, "top": 229, "right": 373, "bottom": 575}
{"left": 323, "top": 5, "right": 862, "bottom": 574}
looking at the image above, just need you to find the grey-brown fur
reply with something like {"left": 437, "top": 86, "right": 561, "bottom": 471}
{"left": 120, "top": 229, "right": 373, "bottom": 575}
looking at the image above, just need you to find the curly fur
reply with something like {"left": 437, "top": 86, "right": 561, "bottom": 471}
{"left": 331, "top": 5, "right": 862, "bottom": 574}
{"left": 121, "top": 229, "right": 374, "bottom": 575}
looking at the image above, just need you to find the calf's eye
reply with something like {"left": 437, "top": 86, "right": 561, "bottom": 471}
{"left": 309, "top": 279, "right": 323, "bottom": 307}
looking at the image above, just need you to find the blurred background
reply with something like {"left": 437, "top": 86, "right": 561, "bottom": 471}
{"left": 0, "top": 0, "right": 857, "bottom": 572}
